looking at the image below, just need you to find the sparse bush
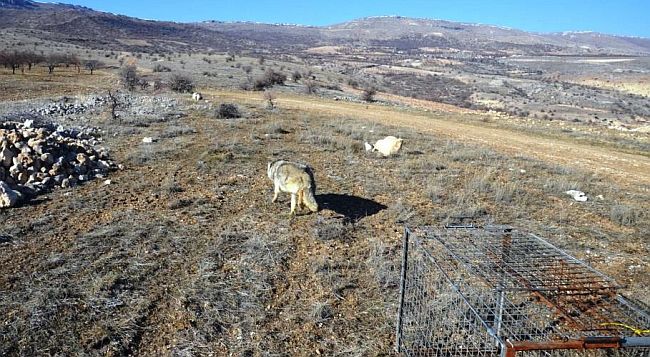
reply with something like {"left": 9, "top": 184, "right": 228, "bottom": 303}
{"left": 119, "top": 65, "right": 140, "bottom": 91}
{"left": 610, "top": 204, "right": 643, "bottom": 226}
{"left": 494, "top": 182, "right": 517, "bottom": 203}
{"left": 263, "top": 91, "right": 276, "bottom": 109}
{"left": 361, "top": 87, "right": 377, "bottom": 102}
{"left": 347, "top": 78, "right": 359, "bottom": 88}
{"left": 313, "top": 217, "right": 352, "bottom": 241}
{"left": 291, "top": 70, "right": 302, "bottom": 82}
{"left": 152, "top": 63, "right": 171, "bottom": 72}
{"left": 310, "top": 302, "right": 333, "bottom": 322}
{"left": 304, "top": 80, "right": 318, "bottom": 95}
{"left": 169, "top": 74, "right": 194, "bottom": 93}
{"left": 252, "top": 69, "right": 286, "bottom": 91}
{"left": 216, "top": 103, "right": 241, "bottom": 119}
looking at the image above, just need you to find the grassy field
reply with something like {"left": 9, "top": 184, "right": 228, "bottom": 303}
{"left": 1, "top": 69, "right": 648, "bottom": 355}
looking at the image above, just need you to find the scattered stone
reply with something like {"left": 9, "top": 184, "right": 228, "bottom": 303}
{"left": 0, "top": 121, "right": 117, "bottom": 208}
{"left": 142, "top": 137, "right": 157, "bottom": 143}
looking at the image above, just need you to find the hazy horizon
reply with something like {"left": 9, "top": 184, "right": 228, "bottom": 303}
{"left": 37, "top": 0, "right": 650, "bottom": 38}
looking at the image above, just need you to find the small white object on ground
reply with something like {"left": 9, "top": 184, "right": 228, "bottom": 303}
{"left": 565, "top": 190, "right": 588, "bottom": 202}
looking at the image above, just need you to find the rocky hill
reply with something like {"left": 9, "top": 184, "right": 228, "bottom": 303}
{"left": 1, "top": 1, "right": 649, "bottom": 55}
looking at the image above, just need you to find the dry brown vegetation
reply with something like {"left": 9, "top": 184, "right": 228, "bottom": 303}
{"left": 1, "top": 66, "right": 648, "bottom": 356}
{"left": 1, "top": 35, "right": 649, "bottom": 356}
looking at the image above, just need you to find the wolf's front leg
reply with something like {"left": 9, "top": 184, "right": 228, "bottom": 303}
{"left": 290, "top": 193, "right": 297, "bottom": 215}
{"left": 272, "top": 183, "right": 280, "bottom": 203}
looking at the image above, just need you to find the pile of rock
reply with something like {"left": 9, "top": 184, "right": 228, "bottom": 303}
{"left": 29, "top": 96, "right": 108, "bottom": 118}
{"left": 0, "top": 121, "right": 117, "bottom": 208}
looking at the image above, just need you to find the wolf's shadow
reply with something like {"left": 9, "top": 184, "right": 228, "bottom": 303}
{"left": 317, "top": 194, "right": 387, "bottom": 223}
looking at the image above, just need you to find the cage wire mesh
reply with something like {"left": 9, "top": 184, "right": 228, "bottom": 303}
{"left": 395, "top": 225, "right": 650, "bottom": 356}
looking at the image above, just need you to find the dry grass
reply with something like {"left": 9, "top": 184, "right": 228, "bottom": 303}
{"left": 1, "top": 76, "right": 649, "bottom": 356}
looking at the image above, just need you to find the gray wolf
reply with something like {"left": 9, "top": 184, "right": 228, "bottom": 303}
{"left": 267, "top": 159, "right": 319, "bottom": 215}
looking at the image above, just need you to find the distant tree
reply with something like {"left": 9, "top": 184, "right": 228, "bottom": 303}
{"left": 2, "top": 51, "right": 22, "bottom": 74}
{"left": 65, "top": 54, "right": 81, "bottom": 73}
{"left": 45, "top": 54, "right": 65, "bottom": 74}
{"left": 84, "top": 60, "right": 103, "bottom": 75}
{"left": 361, "top": 87, "right": 377, "bottom": 102}
{"left": 291, "top": 70, "right": 302, "bottom": 82}
{"left": 119, "top": 65, "right": 140, "bottom": 91}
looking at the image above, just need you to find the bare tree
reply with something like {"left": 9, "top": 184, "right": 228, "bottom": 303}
{"left": 66, "top": 54, "right": 81, "bottom": 73}
{"left": 24, "top": 52, "right": 43, "bottom": 71}
{"left": 2, "top": 51, "right": 22, "bottom": 74}
{"left": 84, "top": 60, "right": 103, "bottom": 75}
{"left": 106, "top": 90, "right": 125, "bottom": 122}
{"left": 45, "top": 54, "right": 65, "bottom": 74}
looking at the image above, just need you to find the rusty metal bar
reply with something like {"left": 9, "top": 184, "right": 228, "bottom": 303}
{"left": 395, "top": 226, "right": 410, "bottom": 353}
{"left": 507, "top": 336, "right": 622, "bottom": 352}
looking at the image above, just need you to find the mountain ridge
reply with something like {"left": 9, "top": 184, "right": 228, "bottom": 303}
{"left": 1, "top": 1, "right": 649, "bottom": 55}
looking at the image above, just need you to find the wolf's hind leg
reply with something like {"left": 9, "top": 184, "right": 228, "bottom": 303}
{"left": 297, "top": 189, "right": 305, "bottom": 211}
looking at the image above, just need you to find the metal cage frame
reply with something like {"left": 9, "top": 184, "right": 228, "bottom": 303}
{"left": 395, "top": 225, "right": 650, "bottom": 356}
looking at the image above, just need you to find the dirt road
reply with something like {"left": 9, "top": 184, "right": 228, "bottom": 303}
{"left": 207, "top": 90, "right": 650, "bottom": 188}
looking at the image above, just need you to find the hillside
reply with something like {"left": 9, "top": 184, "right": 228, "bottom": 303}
{"left": 1, "top": 2, "right": 649, "bottom": 55}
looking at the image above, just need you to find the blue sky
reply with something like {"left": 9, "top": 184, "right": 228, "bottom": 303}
{"left": 51, "top": 0, "right": 650, "bottom": 37}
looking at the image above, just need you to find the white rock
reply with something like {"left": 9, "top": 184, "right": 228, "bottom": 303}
{"left": 142, "top": 137, "right": 156, "bottom": 143}
{"left": 0, "top": 181, "right": 20, "bottom": 208}
{"left": 366, "top": 136, "right": 404, "bottom": 157}
{"left": 565, "top": 190, "right": 588, "bottom": 202}
{"left": 103, "top": 179, "right": 112, "bottom": 186}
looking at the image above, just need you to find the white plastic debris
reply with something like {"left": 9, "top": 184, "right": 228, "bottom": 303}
{"left": 565, "top": 190, "right": 588, "bottom": 202}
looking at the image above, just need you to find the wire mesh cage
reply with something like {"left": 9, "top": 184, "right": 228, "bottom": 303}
{"left": 395, "top": 225, "right": 650, "bottom": 356}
